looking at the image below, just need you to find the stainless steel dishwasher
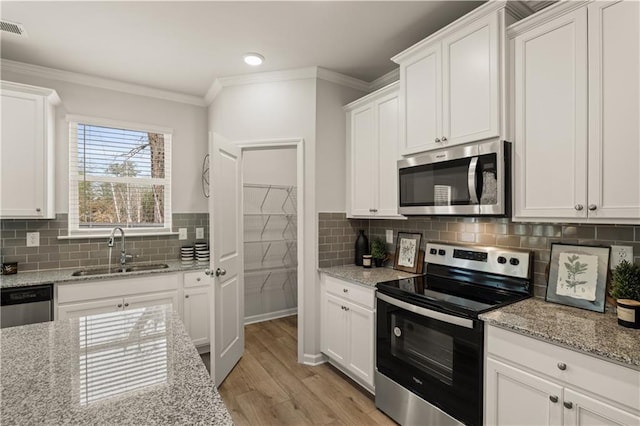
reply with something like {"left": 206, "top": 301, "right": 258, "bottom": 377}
{"left": 1, "top": 284, "right": 54, "bottom": 328}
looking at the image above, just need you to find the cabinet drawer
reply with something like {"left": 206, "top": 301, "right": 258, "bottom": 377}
{"left": 324, "top": 275, "right": 375, "bottom": 309}
{"left": 487, "top": 325, "right": 640, "bottom": 412}
{"left": 183, "top": 270, "right": 209, "bottom": 288}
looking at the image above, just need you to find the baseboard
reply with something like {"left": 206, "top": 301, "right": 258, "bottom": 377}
{"left": 302, "top": 352, "right": 327, "bottom": 366}
{"left": 196, "top": 344, "right": 210, "bottom": 355}
{"left": 244, "top": 308, "right": 297, "bottom": 325}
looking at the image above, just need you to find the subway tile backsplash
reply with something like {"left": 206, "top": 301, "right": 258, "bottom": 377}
{"left": 0, "top": 213, "right": 208, "bottom": 272}
{"left": 317, "top": 212, "right": 640, "bottom": 298}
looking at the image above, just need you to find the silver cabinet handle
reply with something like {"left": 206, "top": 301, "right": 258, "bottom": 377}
{"left": 442, "top": 136, "right": 447, "bottom": 142}
{"left": 557, "top": 362, "right": 567, "bottom": 371}
{"left": 124, "top": 302, "right": 129, "bottom": 307}
{"left": 563, "top": 401, "right": 573, "bottom": 409}
{"left": 343, "top": 288, "right": 349, "bottom": 293}
{"left": 435, "top": 138, "right": 441, "bottom": 143}
{"left": 215, "top": 268, "right": 226, "bottom": 277}
{"left": 185, "top": 294, "right": 190, "bottom": 299}
{"left": 575, "top": 204, "right": 584, "bottom": 211}
{"left": 117, "top": 303, "right": 123, "bottom": 308}
{"left": 588, "top": 204, "right": 597, "bottom": 211}
{"left": 549, "top": 395, "right": 559, "bottom": 403}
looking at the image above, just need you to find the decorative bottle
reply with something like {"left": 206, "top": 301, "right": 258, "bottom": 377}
{"left": 355, "top": 230, "right": 369, "bottom": 266}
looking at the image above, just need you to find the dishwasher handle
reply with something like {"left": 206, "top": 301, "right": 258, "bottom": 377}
{"left": 1, "top": 284, "right": 53, "bottom": 306}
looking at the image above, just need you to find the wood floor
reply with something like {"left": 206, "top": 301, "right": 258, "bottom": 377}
{"left": 213, "top": 315, "right": 395, "bottom": 426}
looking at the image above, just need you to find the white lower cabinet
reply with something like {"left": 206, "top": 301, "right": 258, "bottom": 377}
{"left": 320, "top": 274, "right": 375, "bottom": 392}
{"left": 182, "top": 270, "right": 210, "bottom": 347}
{"left": 57, "top": 297, "right": 125, "bottom": 320}
{"left": 485, "top": 325, "right": 640, "bottom": 426}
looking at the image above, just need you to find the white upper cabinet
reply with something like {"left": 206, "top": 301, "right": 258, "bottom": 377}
{"left": 511, "top": 0, "right": 640, "bottom": 223}
{"left": 1, "top": 81, "right": 59, "bottom": 219}
{"left": 345, "top": 82, "right": 403, "bottom": 219}
{"left": 394, "top": 2, "right": 519, "bottom": 156}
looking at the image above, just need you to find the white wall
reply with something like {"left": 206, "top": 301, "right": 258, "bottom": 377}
{"left": 209, "top": 73, "right": 366, "bottom": 363}
{"left": 315, "top": 79, "right": 367, "bottom": 211}
{"left": 1, "top": 70, "right": 209, "bottom": 213}
{"left": 243, "top": 147, "right": 297, "bottom": 186}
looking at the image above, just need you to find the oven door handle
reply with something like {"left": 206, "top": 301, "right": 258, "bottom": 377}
{"left": 377, "top": 292, "right": 474, "bottom": 329}
{"left": 468, "top": 156, "right": 479, "bottom": 205}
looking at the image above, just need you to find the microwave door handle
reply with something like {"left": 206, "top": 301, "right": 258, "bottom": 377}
{"left": 468, "top": 157, "right": 479, "bottom": 204}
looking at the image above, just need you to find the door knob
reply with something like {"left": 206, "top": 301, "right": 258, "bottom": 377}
{"left": 588, "top": 204, "right": 597, "bottom": 211}
{"left": 215, "top": 268, "right": 226, "bottom": 277}
{"left": 574, "top": 204, "right": 584, "bottom": 211}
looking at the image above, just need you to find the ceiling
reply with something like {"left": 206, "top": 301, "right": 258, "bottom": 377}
{"left": 1, "top": 1, "right": 485, "bottom": 97}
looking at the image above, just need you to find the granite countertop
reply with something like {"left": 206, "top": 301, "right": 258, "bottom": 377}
{"left": 319, "top": 264, "right": 421, "bottom": 288}
{"left": 0, "top": 260, "right": 207, "bottom": 289}
{"left": 0, "top": 304, "right": 232, "bottom": 425}
{"left": 480, "top": 298, "right": 640, "bottom": 370}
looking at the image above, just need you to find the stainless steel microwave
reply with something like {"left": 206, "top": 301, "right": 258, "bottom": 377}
{"left": 398, "top": 140, "right": 511, "bottom": 216}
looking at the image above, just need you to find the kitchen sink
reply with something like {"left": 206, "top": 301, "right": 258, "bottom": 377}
{"left": 71, "top": 263, "right": 170, "bottom": 276}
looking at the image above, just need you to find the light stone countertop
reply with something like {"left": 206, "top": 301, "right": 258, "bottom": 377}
{"left": 318, "top": 264, "right": 421, "bottom": 288}
{"left": 0, "top": 260, "right": 207, "bottom": 289}
{"left": 480, "top": 298, "right": 640, "bottom": 370}
{"left": 0, "top": 304, "right": 233, "bottom": 425}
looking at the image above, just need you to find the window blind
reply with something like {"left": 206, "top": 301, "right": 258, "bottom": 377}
{"left": 68, "top": 118, "right": 172, "bottom": 234}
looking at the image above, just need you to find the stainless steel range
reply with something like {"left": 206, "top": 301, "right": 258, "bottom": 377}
{"left": 375, "top": 242, "right": 533, "bottom": 426}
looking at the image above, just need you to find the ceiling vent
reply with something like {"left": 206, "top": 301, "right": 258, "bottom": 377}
{"left": 0, "top": 20, "right": 27, "bottom": 37}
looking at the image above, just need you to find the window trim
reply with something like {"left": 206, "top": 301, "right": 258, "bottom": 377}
{"left": 66, "top": 114, "right": 173, "bottom": 236}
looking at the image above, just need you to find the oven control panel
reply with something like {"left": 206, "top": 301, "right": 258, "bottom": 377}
{"left": 425, "top": 242, "right": 531, "bottom": 279}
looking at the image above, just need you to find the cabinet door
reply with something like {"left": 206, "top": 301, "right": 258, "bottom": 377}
{"left": 587, "top": 0, "right": 640, "bottom": 220}
{"left": 345, "top": 300, "right": 374, "bottom": 388}
{"left": 125, "top": 291, "right": 180, "bottom": 315}
{"left": 57, "top": 297, "right": 124, "bottom": 320}
{"left": 376, "top": 93, "right": 400, "bottom": 217}
{"left": 183, "top": 286, "right": 210, "bottom": 347}
{"left": 400, "top": 43, "right": 442, "bottom": 155}
{"left": 563, "top": 388, "right": 640, "bottom": 426}
{"left": 485, "top": 358, "right": 563, "bottom": 426}
{"left": 0, "top": 90, "right": 46, "bottom": 218}
{"left": 349, "top": 104, "right": 376, "bottom": 216}
{"left": 513, "top": 8, "right": 588, "bottom": 220}
{"left": 322, "top": 293, "right": 348, "bottom": 365}
{"left": 442, "top": 12, "right": 499, "bottom": 146}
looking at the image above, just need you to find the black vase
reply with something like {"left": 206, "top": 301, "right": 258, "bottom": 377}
{"left": 355, "top": 230, "right": 369, "bottom": 266}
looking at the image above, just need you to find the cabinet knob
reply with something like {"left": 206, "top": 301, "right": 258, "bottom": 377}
{"left": 185, "top": 294, "right": 190, "bottom": 299}
{"left": 344, "top": 306, "right": 350, "bottom": 311}
{"left": 369, "top": 208, "right": 375, "bottom": 213}
{"left": 371, "top": 208, "right": 378, "bottom": 213}
{"left": 36, "top": 208, "right": 41, "bottom": 213}
{"left": 441, "top": 136, "right": 447, "bottom": 142}
{"left": 124, "top": 302, "right": 129, "bottom": 307}
{"left": 434, "top": 138, "right": 441, "bottom": 143}
{"left": 563, "top": 401, "right": 573, "bottom": 409}
{"left": 588, "top": 204, "right": 597, "bottom": 211}
{"left": 343, "top": 288, "right": 349, "bottom": 293}
{"left": 574, "top": 204, "right": 584, "bottom": 211}
{"left": 196, "top": 277, "right": 201, "bottom": 282}
{"left": 117, "top": 303, "right": 123, "bottom": 308}
{"left": 557, "top": 362, "right": 567, "bottom": 371}
{"left": 549, "top": 395, "right": 559, "bottom": 403}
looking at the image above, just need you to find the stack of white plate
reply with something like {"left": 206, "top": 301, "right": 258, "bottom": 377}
{"left": 195, "top": 242, "right": 209, "bottom": 265}
{"left": 181, "top": 246, "right": 195, "bottom": 264}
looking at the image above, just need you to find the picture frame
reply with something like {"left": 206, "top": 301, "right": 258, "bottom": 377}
{"left": 393, "top": 232, "right": 422, "bottom": 273}
{"left": 545, "top": 243, "right": 611, "bottom": 313}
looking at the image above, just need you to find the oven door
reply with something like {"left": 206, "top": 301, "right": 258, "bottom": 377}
{"left": 376, "top": 292, "right": 483, "bottom": 426}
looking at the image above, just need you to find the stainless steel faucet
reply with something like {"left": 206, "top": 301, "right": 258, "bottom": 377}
{"left": 107, "top": 227, "right": 132, "bottom": 267}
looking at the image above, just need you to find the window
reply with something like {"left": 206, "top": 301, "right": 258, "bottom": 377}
{"left": 68, "top": 115, "right": 172, "bottom": 235}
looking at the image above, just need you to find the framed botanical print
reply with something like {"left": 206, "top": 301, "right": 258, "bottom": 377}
{"left": 545, "top": 243, "right": 611, "bottom": 313}
{"left": 393, "top": 232, "right": 422, "bottom": 273}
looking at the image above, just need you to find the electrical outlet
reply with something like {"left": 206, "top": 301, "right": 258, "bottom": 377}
{"left": 195, "top": 227, "right": 204, "bottom": 239}
{"left": 26, "top": 232, "right": 40, "bottom": 247}
{"left": 178, "top": 228, "right": 188, "bottom": 240}
{"left": 610, "top": 245, "right": 634, "bottom": 269}
{"left": 386, "top": 229, "right": 393, "bottom": 244}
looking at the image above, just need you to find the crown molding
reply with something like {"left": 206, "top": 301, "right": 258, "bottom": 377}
{"left": 204, "top": 79, "right": 223, "bottom": 105}
{"left": 369, "top": 68, "right": 399, "bottom": 92}
{"left": 507, "top": 0, "right": 591, "bottom": 38}
{"left": 0, "top": 59, "right": 207, "bottom": 107}
{"left": 316, "top": 67, "right": 370, "bottom": 92}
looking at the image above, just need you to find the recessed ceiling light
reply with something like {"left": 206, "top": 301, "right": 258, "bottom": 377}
{"left": 243, "top": 53, "right": 264, "bottom": 66}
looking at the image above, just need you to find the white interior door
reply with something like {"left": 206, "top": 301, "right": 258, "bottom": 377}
{"left": 209, "top": 132, "right": 244, "bottom": 386}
